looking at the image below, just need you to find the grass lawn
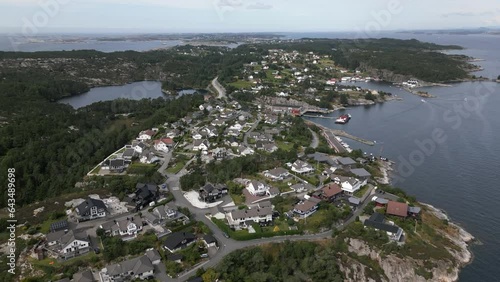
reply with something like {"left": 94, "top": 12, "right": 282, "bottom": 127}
{"left": 230, "top": 193, "right": 245, "bottom": 206}
{"left": 229, "top": 80, "right": 253, "bottom": 89}
{"left": 298, "top": 210, "right": 330, "bottom": 232}
{"left": 166, "top": 161, "right": 186, "bottom": 174}
{"left": 276, "top": 141, "right": 294, "bottom": 151}
{"left": 116, "top": 147, "right": 126, "bottom": 153}
{"left": 354, "top": 185, "right": 370, "bottom": 198}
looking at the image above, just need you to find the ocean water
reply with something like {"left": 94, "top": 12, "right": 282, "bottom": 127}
{"left": 300, "top": 32, "right": 500, "bottom": 281}
{"left": 3, "top": 31, "right": 500, "bottom": 281}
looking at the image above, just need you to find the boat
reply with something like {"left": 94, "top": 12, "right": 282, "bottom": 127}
{"left": 335, "top": 114, "right": 352, "bottom": 124}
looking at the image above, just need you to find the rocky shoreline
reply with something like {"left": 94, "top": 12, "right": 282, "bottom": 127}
{"left": 375, "top": 159, "right": 475, "bottom": 281}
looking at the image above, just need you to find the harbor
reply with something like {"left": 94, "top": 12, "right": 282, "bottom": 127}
{"left": 304, "top": 120, "right": 375, "bottom": 154}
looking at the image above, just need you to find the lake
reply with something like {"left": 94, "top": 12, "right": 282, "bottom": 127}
{"left": 14, "top": 31, "right": 500, "bottom": 281}
{"left": 58, "top": 81, "right": 166, "bottom": 109}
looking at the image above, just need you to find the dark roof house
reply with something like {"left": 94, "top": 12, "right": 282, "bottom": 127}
{"left": 163, "top": 232, "right": 196, "bottom": 252}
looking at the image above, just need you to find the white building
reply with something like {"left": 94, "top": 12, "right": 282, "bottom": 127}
{"left": 246, "top": 181, "right": 269, "bottom": 196}
{"left": 226, "top": 207, "right": 273, "bottom": 229}
{"left": 291, "top": 160, "right": 314, "bottom": 174}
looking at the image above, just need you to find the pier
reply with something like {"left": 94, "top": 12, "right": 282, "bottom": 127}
{"left": 304, "top": 120, "right": 375, "bottom": 151}
{"left": 302, "top": 115, "right": 337, "bottom": 119}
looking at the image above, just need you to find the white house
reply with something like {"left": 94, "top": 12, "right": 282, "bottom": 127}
{"left": 100, "top": 217, "right": 143, "bottom": 239}
{"left": 101, "top": 255, "right": 154, "bottom": 281}
{"left": 246, "top": 180, "right": 269, "bottom": 196}
{"left": 229, "top": 123, "right": 243, "bottom": 131}
{"left": 238, "top": 146, "right": 254, "bottom": 156}
{"left": 46, "top": 230, "right": 90, "bottom": 260}
{"left": 137, "top": 130, "right": 156, "bottom": 141}
{"left": 340, "top": 177, "right": 365, "bottom": 194}
{"left": 264, "top": 167, "right": 290, "bottom": 181}
{"left": 193, "top": 139, "right": 210, "bottom": 151}
{"left": 154, "top": 138, "right": 174, "bottom": 153}
{"left": 133, "top": 142, "right": 147, "bottom": 154}
{"left": 291, "top": 160, "right": 314, "bottom": 174}
{"left": 293, "top": 198, "right": 320, "bottom": 219}
{"left": 226, "top": 207, "right": 273, "bottom": 229}
{"left": 192, "top": 132, "right": 203, "bottom": 140}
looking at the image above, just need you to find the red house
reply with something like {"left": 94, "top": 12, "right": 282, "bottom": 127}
{"left": 386, "top": 201, "right": 408, "bottom": 218}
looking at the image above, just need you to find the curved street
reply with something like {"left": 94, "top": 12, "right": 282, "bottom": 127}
{"left": 162, "top": 157, "right": 375, "bottom": 281}
{"left": 211, "top": 77, "right": 226, "bottom": 99}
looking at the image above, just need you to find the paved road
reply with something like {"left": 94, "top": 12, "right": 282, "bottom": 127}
{"left": 243, "top": 117, "right": 261, "bottom": 146}
{"left": 211, "top": 77, "right": 226, "bottom": 99}
{"left": 309, "top": 128, "right": 319, "bottom": 149}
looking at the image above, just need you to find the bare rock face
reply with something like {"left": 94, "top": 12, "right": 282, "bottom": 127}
{"left": 345, "top": 237, "right": 472, "bottom": 282}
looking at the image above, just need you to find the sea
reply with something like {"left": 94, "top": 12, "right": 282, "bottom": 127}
{"left": 1, "top": 31, "right": 499, "bottom": 281}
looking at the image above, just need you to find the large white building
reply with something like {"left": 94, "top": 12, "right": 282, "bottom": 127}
{"left": 246, "top": 180, "right": 270, "bottom": 196}
{"left": 226, "top": 207, "right": 273, "bottom": 229}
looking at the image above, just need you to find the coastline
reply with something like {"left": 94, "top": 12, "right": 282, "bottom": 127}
{"left": 378, "top": 158, "right": 475, "bottom": 279}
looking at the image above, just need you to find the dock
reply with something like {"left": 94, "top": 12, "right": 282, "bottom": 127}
{"left": 304, "top": 120, "right": 375, "bottom": 149}
{"left": 302, "top": 115, "right": 337, "bottom": 119}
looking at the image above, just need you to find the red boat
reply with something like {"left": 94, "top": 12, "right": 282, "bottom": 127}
{"left": 335, "top": 114, "right": 351, "bottom": 124}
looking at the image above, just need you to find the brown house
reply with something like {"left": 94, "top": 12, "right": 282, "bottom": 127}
{"left": 320, "top": 183, "right": 343, "bottom": 201}
{"left": 386, "top": 201, "right": 408, "bottom": 218}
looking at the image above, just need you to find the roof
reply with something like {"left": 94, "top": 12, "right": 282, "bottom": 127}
{"left": 76, "top": 197, "right": 107, "bottom": 216}
{"left": 200, "top": 183, "right": 215, "bottom": 193}
{"left": 73, "top": 270, "right": 95, "bottom": 282}
{"left": 122, "top": 148, "right": 135, "bottom": 157}
{"left": 348, "top": 197, "right": 361, "bottom": 205}
{"left": 267, "top": 167, "right": 288, "bottom": 177}
{"left": 46, "top": 230, "right": 66, "bottom": 243}
{"left": 364, "top": 219, "right": 400, "bottom": 234}
{"left": 106, "top": 255, "right": 154, "bottom": 276}
{"left": 203, "top": 234, "right": 217, "bottom": 244}
{"left": 294, "top": 200, "right": 318, "bottom": 213}
{"left": 231, "top": 207, "right": 273, "bottom": 220}
{"left": 258, "top": 201, "right": 272, "bottom": 208}
{"left": 321, "top": 183, "right": 343, "bottom": 198}
{"left": 109, "top": 158, "right": 125, "bottom": 167}
{"left": 369, "top": 212, "right": 385, "bottom": 223}
{"left": 50, "top": 220, "right": 69, "bottom": 232}
{"left": 375, "top": 197, "right": 389, "bottom": 204}
{"left": 163, "top": 232, "right": 196, "bottom": 251}
{"left": 338, "top": 157, "right": 356, "bottom": 166}
{"left": 167, "top": 253, "right": 184, "bottom": 261}
{"left": 350, "top": 168, "right": 371, "bottom": 178}
{"left": 408, "top": 206, "right": 421, "bottom": 214}
{"left": 145, "top": 249, "right": 162, "bottom": 262}
{"left": 308, "top": 152, "right": 335, "bottom": 165}
{"left": 60, "top": 230, "right": 88, "bottom": 247}
{"left": 386, "top": 201, "right": 409, "bottom": 217}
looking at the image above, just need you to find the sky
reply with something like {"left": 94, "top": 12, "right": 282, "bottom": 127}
{"left": 0, "top": 0, "right": 499, "bottom": 34}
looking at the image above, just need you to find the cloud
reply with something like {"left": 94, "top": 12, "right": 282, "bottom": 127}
{"left": 215, "top": 0, "right": 244, "bottom": 9}
{"left": 246, "top": 2, "right": 273, "bottom": 10}
{"left": 442, "top": 10, "right": 497, "bottom": 18}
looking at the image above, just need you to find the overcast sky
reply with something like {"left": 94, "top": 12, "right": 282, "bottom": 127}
{"left": 0, "top": 0, "right": 499, "bottom": 33}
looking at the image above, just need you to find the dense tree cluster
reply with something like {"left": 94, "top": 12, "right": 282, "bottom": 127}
{"left": 0, "top": 76, "right": 203, "bottom": 207}
{"left": 213, "top": 241, "right": 344, "bottom": 282}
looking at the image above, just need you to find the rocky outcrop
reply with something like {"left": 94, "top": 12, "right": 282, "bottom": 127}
{"left": 343, "top": 217, "right": 474, "bottom": 282}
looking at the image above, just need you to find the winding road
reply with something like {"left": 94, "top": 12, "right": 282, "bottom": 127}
{"left": 156, "top": 124, "right": 376, "bottom": 281}
{"left": 211, "top": 77, "right": 226, "bottom": 99}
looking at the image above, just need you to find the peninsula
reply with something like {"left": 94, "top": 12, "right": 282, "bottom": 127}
{"left": 0, "top": 37, "right": 476, "bottom": 282}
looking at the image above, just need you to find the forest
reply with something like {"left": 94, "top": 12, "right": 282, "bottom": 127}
{"left": 234, "top": 38, "right": 471, "bottom": 82}
{"left": 0, "top": 76, "right": 204, "bottom": 207}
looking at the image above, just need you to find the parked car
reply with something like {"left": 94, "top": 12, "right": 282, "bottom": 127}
{"left": 222, "top": 232, "right": 230, "bottom": 238}
{"left": 200, "top": 253, "right": 209, "bottom": 258}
